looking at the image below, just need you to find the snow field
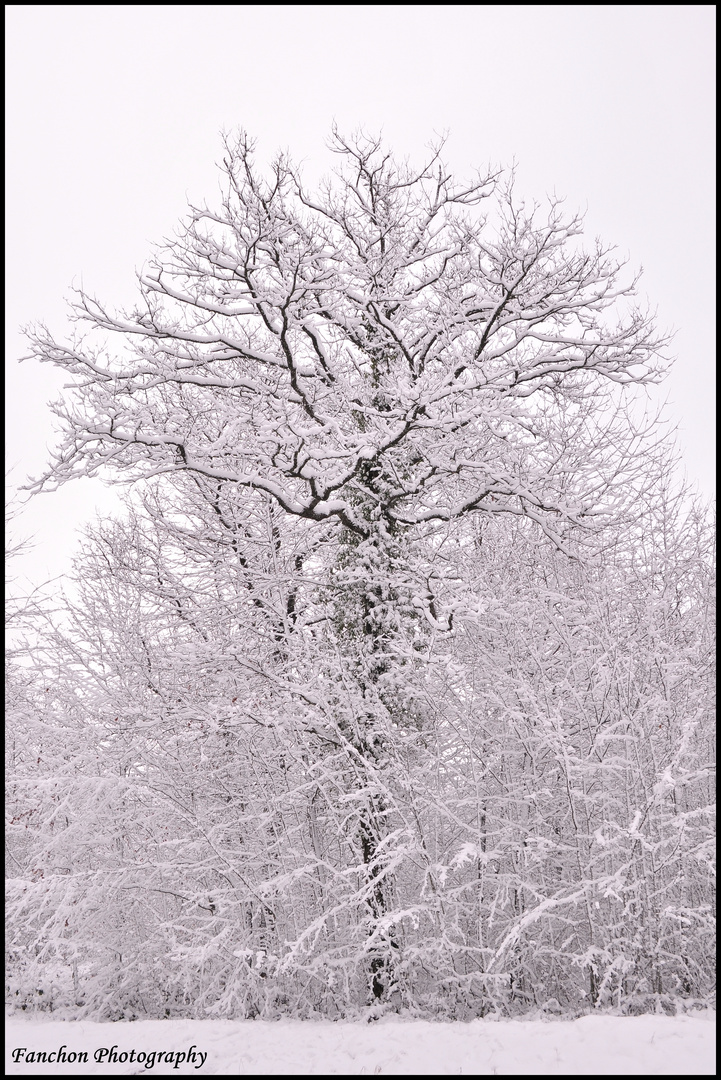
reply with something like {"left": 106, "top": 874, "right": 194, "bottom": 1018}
{"left": 6, "top": 1012, "right": 715, "bottom": 1075}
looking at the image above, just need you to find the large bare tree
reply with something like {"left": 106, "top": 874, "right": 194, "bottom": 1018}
{"left": 17, "top": 130, "right": 695, "bottom": 1014}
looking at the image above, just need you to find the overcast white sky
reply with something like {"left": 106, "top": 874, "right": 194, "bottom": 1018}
{"left": 6, "top": 5, "right": 716, "bottom": 597}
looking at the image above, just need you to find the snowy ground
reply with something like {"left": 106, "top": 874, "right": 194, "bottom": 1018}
{"left": 6, "top": 1012, "right": 715, "bottom": 1075}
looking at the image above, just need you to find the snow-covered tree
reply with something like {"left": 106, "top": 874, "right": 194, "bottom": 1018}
{"left": 9, "top": 130, "right": 713, "bottom": 1019}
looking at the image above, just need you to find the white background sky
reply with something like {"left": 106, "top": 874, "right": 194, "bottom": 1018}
{"left": 6, "top": 5, "right": 716, "bottom": 597}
